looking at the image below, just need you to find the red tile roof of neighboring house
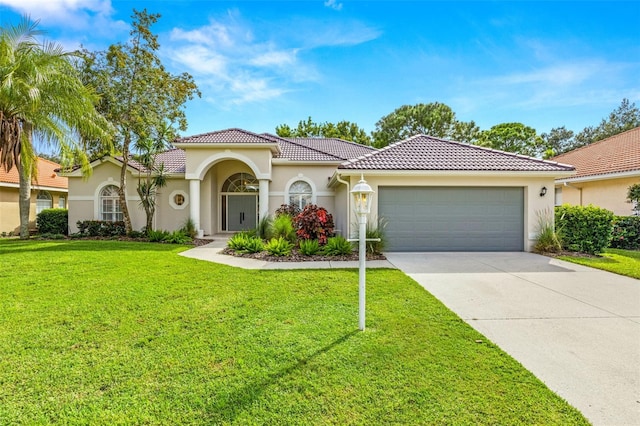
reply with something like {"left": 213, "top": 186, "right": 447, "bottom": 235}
{"left": 339, "top": 135, "right": 575, "bottom": 172}
{"left": 0, "top": 158, "right": 68, "bottom": 189}
{"left": 550, "top": 127, "right": 640, "bottom": 179}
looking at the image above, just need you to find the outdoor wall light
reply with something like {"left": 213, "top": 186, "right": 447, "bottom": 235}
{"left": 540, "top": 186, "right": 548, "bottom": 197}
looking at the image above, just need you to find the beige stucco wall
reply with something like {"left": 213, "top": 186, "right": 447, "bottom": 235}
{"left": 339, "top": 173, "right": 557, "bottom": 252}
{"left": 1, "top": 185, "right": 67, "bottom": 234}
{"left": 67, "top": 161, "right": 146, "bottom": 233}
{"left": 555, "top": 176, "right": 640, "bottom": 216}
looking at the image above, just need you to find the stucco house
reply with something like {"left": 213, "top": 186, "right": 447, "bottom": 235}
{"left": 551, "top": 127, "right": 640, "bottom": 216}
{"left": 0, "top": 158, "right": 68, "bottom": 235}
{"left": 62, "top": 128, "right": 574, "bottom": 251}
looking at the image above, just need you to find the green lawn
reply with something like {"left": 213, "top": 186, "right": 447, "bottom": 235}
{"left": 560, "top": 248, "right": 640, "bottom": 279}
{"left": 0, "top": 240, "right": 587, "bottom": 425}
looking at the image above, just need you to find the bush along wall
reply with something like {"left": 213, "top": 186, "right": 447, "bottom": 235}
{"left": 76, "top": 220, "right": 127, "bottom": 237}
{"left": 555, "top": 204, "right": 614, "bottom": 254}
{"left": 37, "top": 209, "right": 68, "bottom": 235}
{"left": 610, "top": 216, "right": 640, "bottom": 250}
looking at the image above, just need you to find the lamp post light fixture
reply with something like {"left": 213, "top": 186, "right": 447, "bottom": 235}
{"left": 350, "top": 174, "right": 374, "bottom": 331}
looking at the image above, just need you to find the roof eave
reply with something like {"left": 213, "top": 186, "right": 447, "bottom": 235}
{"left": 334, "top": 169, "right": 576, "bottom": 178}
{"left": 555, "top": 169, "right": 640, "bottom": 184}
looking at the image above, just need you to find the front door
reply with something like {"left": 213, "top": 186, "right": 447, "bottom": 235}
{"left": 227, "top": 195, "right": 257, "bottom": 231}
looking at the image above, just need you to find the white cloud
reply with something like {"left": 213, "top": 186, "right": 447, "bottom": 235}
{"left": 324, "top": 0, "right": 343, "bottom": 11}
{"left": 0, "top": 0, "right": 127, "bottom": 43}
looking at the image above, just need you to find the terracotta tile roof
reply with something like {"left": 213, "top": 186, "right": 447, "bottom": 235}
{"left": 114, "top": 149, "right": 186, "bottom": 174}
{"left": 550, "top": 127, "right": 640, "bottom": 178}
{"left": 339, "top": 135, "right": 575, "bottom": 172}
{"left": 0, "top": 158, "right": 68, "bottom": 189}
{"left": 275, "top": 138, "right": 344, "bottom": 161}
{"left": 175, "top": 128, "right": 279, "bottom": 145}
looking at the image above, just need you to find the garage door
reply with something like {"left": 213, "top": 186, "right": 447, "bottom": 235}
{"left": 378, "top": 187, "right": 524, "bottom": 251}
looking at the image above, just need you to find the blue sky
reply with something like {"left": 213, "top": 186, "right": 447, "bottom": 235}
{"left": 1, "top": 0, "right": 639, "bottom": 140}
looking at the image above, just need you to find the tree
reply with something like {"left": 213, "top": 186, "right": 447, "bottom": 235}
{"left": 276, "top": 117, "right": 372, "bottom": 145}
{"left": 0, "top": 18, "right": 110, "bottom": 238}
{"left": 134, "top": 122, "right": 170, "bottom": 233}
{"left": 476, "top": 123, "right": 545, "bottom": 157}
{"left": 541, "top": 126, "right": 575, "bottom": 158}
{"left": 372, "top": 102, "right": 479, "bottom": 148}
{"left": 628, "top": 183, "right": 640, "bottom": 216}
{"left": 78, "top": 9, "right": 200, "bottom": 233}
{"left": 565, "top": 99, "right": 640, "bottom": 152}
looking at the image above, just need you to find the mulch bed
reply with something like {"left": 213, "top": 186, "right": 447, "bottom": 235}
{"left": 220, "top": 247, "right": 386, "bottom": 263}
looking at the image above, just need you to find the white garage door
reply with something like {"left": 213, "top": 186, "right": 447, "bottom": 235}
{"left": 378, "top": 187, "right": 524, "bottom": 251}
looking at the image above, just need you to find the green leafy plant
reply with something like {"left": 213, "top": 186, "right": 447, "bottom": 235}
{"left": 256, "top": 216, "right": 272, "bottom": 240}
{"left": 322, "top": 236, "right": 353, "bottom": 256}
{"left": 627, "top": 183, "right": 640, "bottom": 215}
{"left": 163, "top": 230, "right": 192, "bottom": 244}
{"left": 265, "top": 237, "right": 293, "bottom": 256}
{"left": 180, "top": 217, "right": 198, "bottom": 239}
{"left": 533, "top": 209, "right": 562, "bottom": 253}
{"left": 366, "top": 217, "right": 387, "bottom": 254}
{"left": 270, "top": 214, "right": 296, "bottom": 243}
{"left": 555, "top": 204, "right": 614, "bottom": 254}
{"left": 148, "top": 229, "right": 170, "bottom": 243}
{"left": 610, "top": 216, "right": 640, "bottom": 250}
{"left": 227, "top": 232, "right": 251, "bottom": 251}
{"left": 76, "top": 220, "right": 127, "bottom": 237}
{"left": 241, "top": 236, "right": 265, "bottom": 254}
{"left": 299, "top": 239, "right": 321, "bottom": 256}
{"left": 294, "top": 204, "right": 334, "bottom": 244}
{"left": 37, "top": 208, "right": 68, "bottom": 235}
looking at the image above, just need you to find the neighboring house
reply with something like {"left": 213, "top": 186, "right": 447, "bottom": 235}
{"left": 551, "top": 127, "right": 640, "bottom": 216}
{"left": 0, "top": 158, "right": 68, "bottom": 235}
{"left": 60, "top": 128, "right": 574, "bottom": 251}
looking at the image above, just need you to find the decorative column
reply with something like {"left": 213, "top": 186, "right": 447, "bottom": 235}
{"left": 259, "top": 179, "right": 269, "bottom": 221}
{"left": 189, "top": 179, "right": 202, "bottom": 237}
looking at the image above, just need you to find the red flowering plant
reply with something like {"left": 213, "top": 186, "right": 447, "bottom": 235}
{"left": 294, "top": 204, "right": 335, "bottom": 245}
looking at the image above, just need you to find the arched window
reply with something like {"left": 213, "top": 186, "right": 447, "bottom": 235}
{"left": 100, "top": 185, "right": 123, "bottom": 222}
{"left": 222, "top": 173, "right": 258, "bottom": 192}
{"left": 289, "top": 180, "right": 312, "bottom": 209}
{"left": 36, "top": 191, "right": 52, "bottom": 214}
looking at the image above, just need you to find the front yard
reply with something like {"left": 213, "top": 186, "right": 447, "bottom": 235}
{"left": 0, "top": 240, "right": 587, "bottom": 424}
{"left": 560, "top": 248, "right": 640, "bottom": 279}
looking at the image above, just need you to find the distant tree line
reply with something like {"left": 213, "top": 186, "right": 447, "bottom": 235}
{"left": 276, "top": 98, "right": 640, "bottom": 158}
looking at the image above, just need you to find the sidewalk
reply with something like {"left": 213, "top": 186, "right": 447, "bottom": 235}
{"left": 179, "top": 239, "right": 395, "bottom": 270}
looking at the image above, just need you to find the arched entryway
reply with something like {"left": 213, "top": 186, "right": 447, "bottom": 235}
{"left": 221, "top": 172, "right": 259, "bottom": 231}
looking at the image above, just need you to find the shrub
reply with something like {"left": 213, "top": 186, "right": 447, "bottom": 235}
{"left": 148, "top": 229, "right": 170, "bottom": 242}
{"left": 265, "top": 237, "right": 293, "bottom": 256}
{"left": 127, "top": 230, "right": 146, "bottom": 239}
{"left": 366, "top": 217, "right": 387, "bottom": 255}
{"left": 322, "top": 236, "right": 353, "bottom": 256}
{"left": 299, "top": 239, "right": 321, "bottom": 256}
{"left": 181, "top": 218, "right": 198, "bottom": 239}
{"left": 256, "top": 216, "right": 272, "bottom": 240}
{"left": 294, "top": 205, "right": 334, "bottom": 245}
{"left": 555, "top": 204, "right": 614, "bottom": 254}
{"left": 270, "top": 214, "right": 296, "bottom": 243}
{"left": 38, "top": 233, "right": 65, "bottom": 240}
{"left": 37, "top": 209, "right": 68, "bottom": 235}
{"left": 163, "top": 230, "right": 192, "bottom": 244}
{"left": 610, "top": 216, "right": 640, "bottom": 250}
{"left": 227, "top": 232, "right": 252, "bottom": 251}
{"left": 275, "top": 203, "right": 301, "bottom": 217}
{"left": 533, "top": 209, "right": 562, "bottom": 253}
{"left": 76, "top": 220, "right": 127, "bottom": 237}
{"left": 242, "top": 237, "right": 265, "bottom": 253}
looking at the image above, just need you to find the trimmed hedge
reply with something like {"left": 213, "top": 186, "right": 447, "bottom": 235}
{"left": 610, "top": 216, "right": 640, "bottom": 250}
{"left": 76, "top": 220, "right": 127, "bottom": 237}
{"left": 555, "top": 204, "right": 614, "bottom": 254}
{"left": 37, "top": 209, "right": 68, "bottom": 235}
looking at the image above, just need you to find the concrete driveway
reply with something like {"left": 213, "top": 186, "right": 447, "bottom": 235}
{"left": 385, "top": 252, "right": 640, "bottom": 426}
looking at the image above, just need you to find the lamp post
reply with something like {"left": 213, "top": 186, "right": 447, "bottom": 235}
{"left": 350, "top": 174, "right": 374, "bottom": 331}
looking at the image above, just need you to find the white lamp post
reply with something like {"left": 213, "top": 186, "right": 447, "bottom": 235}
{"left": 350, "top": 174, "right": 374, "bottom": 331}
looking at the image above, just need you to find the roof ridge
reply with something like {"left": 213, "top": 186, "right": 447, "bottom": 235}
{"left": 176, "top": 128, "right": 278, "bottom": 144}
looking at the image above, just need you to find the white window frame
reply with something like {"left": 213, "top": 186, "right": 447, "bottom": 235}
{"left": 36, "top": 191, "right": 52, "bottom": 214}
{"left": 99, "top": 184, "right": 123, "bottom": 222}
{"left": 285, "top": 176, "right": 316, "bottom": 209}
{"left": 169, "top": 189, "right": 189, "bottom": 210}
{"left": 58, "top": 196, "right": 66, "bottom": 209}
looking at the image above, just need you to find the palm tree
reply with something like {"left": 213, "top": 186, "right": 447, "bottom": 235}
{"left": 0, "top": 17, "right": 110, "bottom": 238}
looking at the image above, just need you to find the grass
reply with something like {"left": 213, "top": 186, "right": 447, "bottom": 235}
{"left": 0, "top": 240, "right": 587, "bottom": 425}
{"left": 560, "top": 248, "right": 640, "bottom": 279}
